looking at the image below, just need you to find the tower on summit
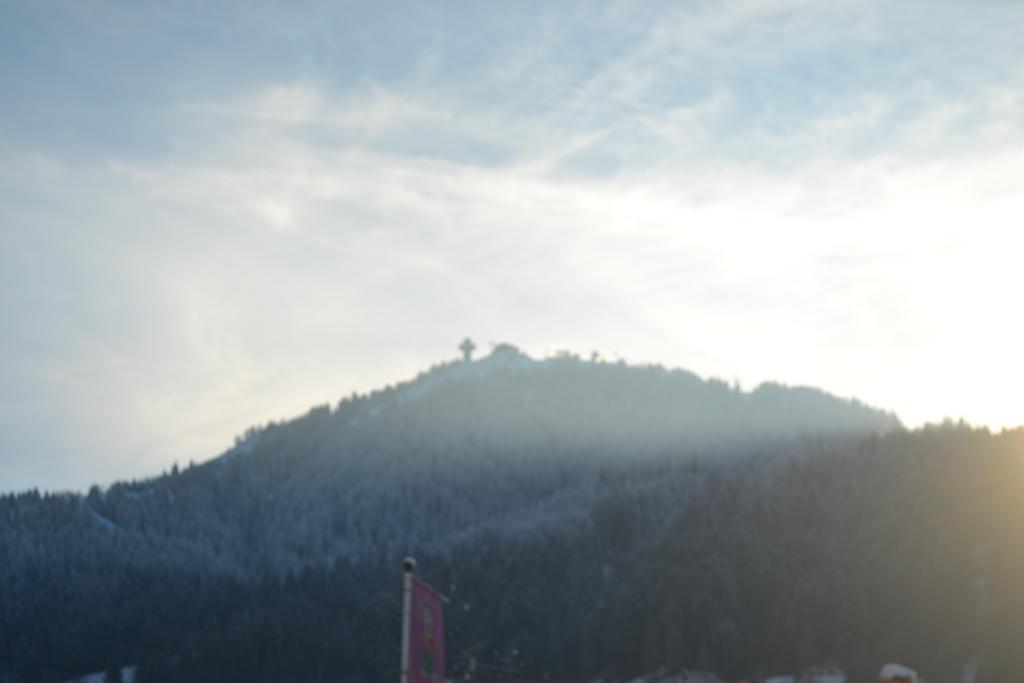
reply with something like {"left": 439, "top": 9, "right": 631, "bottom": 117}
{"left": 459, "top": 337, "right": 476, "bottom": 362}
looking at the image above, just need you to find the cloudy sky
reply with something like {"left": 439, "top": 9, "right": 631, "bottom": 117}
{"left": 2, "top": 0, "right": 1023, "bottom": 492}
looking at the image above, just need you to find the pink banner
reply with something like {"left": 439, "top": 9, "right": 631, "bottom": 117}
{"left": 408, "top": 576, "right": 445, "bottom": 683}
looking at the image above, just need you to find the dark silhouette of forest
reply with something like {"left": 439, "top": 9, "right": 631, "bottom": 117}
{"left": 2, "top": 347, "right": 1020, "bottom": 682}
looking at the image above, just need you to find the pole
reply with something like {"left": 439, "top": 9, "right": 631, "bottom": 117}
{"left": 400, "top": 556, "right": 416, "bottom": 683}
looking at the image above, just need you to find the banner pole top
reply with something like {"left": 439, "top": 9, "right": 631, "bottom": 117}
{"left": 403, "top": 556, "right": 417, "bottom": 574}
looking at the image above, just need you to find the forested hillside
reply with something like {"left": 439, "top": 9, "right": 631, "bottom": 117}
{"left": 2, "top": 348, "right": 1021, "bottom": 683}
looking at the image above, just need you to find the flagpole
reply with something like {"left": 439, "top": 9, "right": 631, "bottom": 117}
{"left": 400, "top": 556, "right": 416, "bottom": 683}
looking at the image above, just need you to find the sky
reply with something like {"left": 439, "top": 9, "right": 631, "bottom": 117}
{"left": 2, "top": 0, "right": 1023, "bottom": 493}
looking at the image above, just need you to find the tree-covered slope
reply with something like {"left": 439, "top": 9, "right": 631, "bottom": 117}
{"left": 7, "top": 349, "right": 1022, "bottom": 683}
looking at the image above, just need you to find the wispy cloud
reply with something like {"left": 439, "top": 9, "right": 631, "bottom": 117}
{"left": 2, "top": 1, "right": 1023, "bottom": 491}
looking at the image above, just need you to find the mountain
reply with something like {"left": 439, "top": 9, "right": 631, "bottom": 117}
{"left": 3, "top": 347, "right": 1021, "bottom": 683}
{"left": 4, "top": 345, "right": 899, "bottom": 576}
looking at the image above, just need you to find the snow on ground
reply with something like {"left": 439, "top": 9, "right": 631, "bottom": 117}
{"left": 617, "top": 667, "right": 852, "bottom": 683}
{"left": 399, "top": 345, "right": 538, "bottom": 402}
{"left": 85, "top": 505, "right": 116, "bottom": 531}
{"left": 623, "top": 669, "right": 724, "bottom": 683}
{"left": 880, "top": 663, "right": 918, "bottom": 682}
{"left": 62, "top": 665, "right": 136, "bottom": 683}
